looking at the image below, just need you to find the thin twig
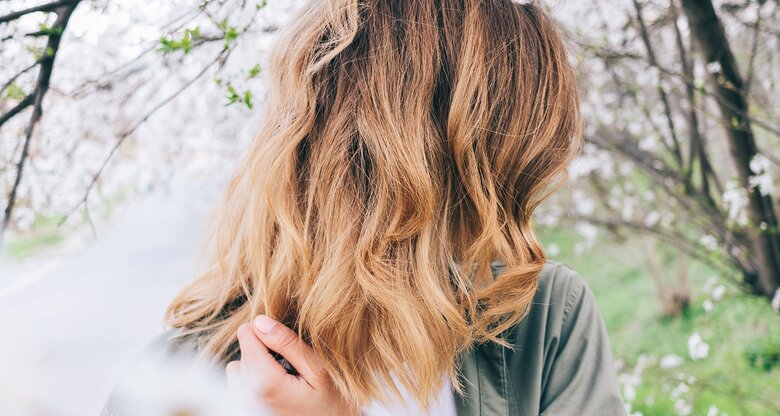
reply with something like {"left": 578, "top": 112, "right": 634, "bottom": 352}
{"left": 567, "top": 214, "right": 740, "bottom": 281}
{"left": 631, "top": 0, "right": 685, "bottom": 169}
{"left": 0, "top": 60, "right": 38, "bottom": 95}
{"left": 744, "top": 6, "right": 762, "bottom": 96}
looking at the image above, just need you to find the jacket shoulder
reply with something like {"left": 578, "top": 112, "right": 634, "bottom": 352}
{"left": 492, "top": 259, "right": 595, "bottom": 347}
{"left": 535, "top": 260, "right": 590, "bottom": 320}
{"left": 496, "top": 261, "right": 626, "bottom": 415}
{"left": 491, "top": 259, "right": 589, "bottom": 323}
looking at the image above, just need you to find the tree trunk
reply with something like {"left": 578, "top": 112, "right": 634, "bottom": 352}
{"left": 680, "top": 0, "right": 780, "bottom": 297}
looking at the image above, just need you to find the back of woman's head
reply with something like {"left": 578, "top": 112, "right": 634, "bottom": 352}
{"left": 168, "top": 0, "right": 581, "bottom": 409}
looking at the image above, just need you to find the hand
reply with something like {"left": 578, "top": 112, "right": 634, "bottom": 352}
{"left": 226, "top": 315, "right": 359, "bottom": 416}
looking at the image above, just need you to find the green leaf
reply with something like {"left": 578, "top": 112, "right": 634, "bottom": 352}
{"left": 243, "top": 90, "right": 253, "bottom": 109}
{"left": 224, "top": 83, "right": 253, "bottom": 110}
{"left": 181, "top": 38, "right": 193, "bottom": 53}
{"left": 218, "top": 18, "right": 229, "bottom": 32}
{"left": 36, "top": 23, "right": 63, "bottom": 36}
{"left": 187, "top": 26, "right": 201, "bottom": 39}
{"left": 158, "top": 37, "right": 176, "bottom": 53}
{"left": 225, "top": 83, "right": 240, "bottom": 106}
{"left": 158, "top": 26, "right": 201, "bottom": 54}
{"left": 248, "top": 64, "right": 262, "bottom": 79}
{"left": 4, "top": 83, "right": 26, "bottom": 101}
{"left": 217, "top": 18, "right": 240, "bottom": 48}
{"left": 225, "top": 26, "right": 239, "bottom": 42}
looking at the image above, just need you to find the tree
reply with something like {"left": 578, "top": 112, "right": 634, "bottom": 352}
{"left": 0, "top": 0, "right": 82, "bottom": 249}
{"left": 558, "top": 0, "right": 780, "bottom": 302}
{"left": 0, "top": 0, "right": 279, "bottom": 249}
{"left": 679, "top": 0, "right": 780, "bottom": 297}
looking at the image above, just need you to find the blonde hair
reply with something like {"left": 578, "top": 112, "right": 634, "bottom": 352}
{"left": 167, "top": 0, "right": 581, "bottom": 409}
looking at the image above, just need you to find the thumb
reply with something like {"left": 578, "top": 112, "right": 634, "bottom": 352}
{"left": 252, "top": 315, "right": 326, "bottom": 386}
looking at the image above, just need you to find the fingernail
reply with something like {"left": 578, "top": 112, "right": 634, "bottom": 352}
{"left": 254, "top": 315, "right": 277, "bottom": 334}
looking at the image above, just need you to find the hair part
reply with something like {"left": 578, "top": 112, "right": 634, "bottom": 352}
{"left": 167, "top": 0, "right": 581, "bottom": 410}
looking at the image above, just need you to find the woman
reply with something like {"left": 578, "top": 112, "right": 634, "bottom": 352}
{"left": 105, "top": 0, "right": 625, "bottom": 415}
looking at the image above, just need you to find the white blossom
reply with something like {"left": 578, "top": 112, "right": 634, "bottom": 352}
{"left": 711, "top": 285, "right": 726, "bottom": 301}
{"left": 748, "top": 155, "right": 775, "bottom": 196}
{"left": 675, "top": 398, "right": 693, "bottom": 416}
{"left": 749, "top": 173, "right": 775, "bottom": 196}
{"left": 699, "top": 235, "right": 719, "bottom": 252}
{"left": 750, "top": 154, "right": 771, "bottom": 175}
{"left": 687, "top": 333, "right": 710, "bottom": 361}
{"left": 771, "top": 288, "right": 780, "bottom": 313}
{"left": 670, "top": 381, "right": 689, "bottom": 399}
{"left": 706, "top": 61, "right": 722, "bottom": 74}
{"left": 644, "top": 211, "right": 660, "bottom": 227}
{"left": 573, "top": 189, "right": 596, "bottom": 215}
{"left": 618, "top": 354, "right": 651, "bottom": 406}
{"left": 659, "top": 354, "right": 683, "bottom": 369}
{"left": 628, "top": 122, "right": 643, "bottom": 136}
{"left": 575, "top": 222, "right": 599, "bottom": 248}
{"left": 621, "top": 198, "right": 635, "bottom": 220}
{"left": 568, "top": 149, "right": 614, "bottom": 180}
{"left": 638, "top": 135, "right": 659, "bottom": 151}
{"left": 722, "top": 181, "right": 749, "bottom": 225}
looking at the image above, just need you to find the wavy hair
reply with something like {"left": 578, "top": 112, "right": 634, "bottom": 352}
{"left": 167, "top": 0, "right": 581, "bottom": 409}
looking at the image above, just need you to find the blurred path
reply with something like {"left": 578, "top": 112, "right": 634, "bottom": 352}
{"left": 0, "top": 184, "right": 211, "bottom": 416}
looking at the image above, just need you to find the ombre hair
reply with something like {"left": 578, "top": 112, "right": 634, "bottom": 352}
{"left": 167, "top": 0, "right": 581, "bottom": 409}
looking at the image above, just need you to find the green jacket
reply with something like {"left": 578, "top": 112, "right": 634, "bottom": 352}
{"left": 103, "top": 261, "right": 626, "bottom": 415}
{"left": 453, "top": 261, "right": 626, "bottom": 415}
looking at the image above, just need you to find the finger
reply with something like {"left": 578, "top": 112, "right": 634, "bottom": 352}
{"left": 225, "top": 360, "right": 241, "bottom": 389}
{"left": 236, "top": 323, "right": 287, "bottom": 380}
{"left": 252, "top": 315, "right": 326, "bottom": 385}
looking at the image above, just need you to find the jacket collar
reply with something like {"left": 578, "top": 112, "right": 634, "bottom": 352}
{"left": 454, "top": 341, "right": 510, "bottom": 416}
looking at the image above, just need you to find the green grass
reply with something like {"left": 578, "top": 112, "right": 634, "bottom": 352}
{"left": 3, "top": 187, "right": 134, "bottom": 260}
{"left": 539, "top": 226, "right": 780, "bottom": 415}
{"left": 3, "top": 214, "right": 67, "bottom": 260}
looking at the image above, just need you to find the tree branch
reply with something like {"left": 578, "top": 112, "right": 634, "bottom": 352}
{"left": 0, "top": 0, "right": 79, "bottom": 24}
{"left": 0, "top": 94, "right": 34, "bottom": 128}
{"left": 0, "top": 60, "right": 38, "bottom": 96}
{"left": 743, "top": 5, "right": 762, "bottom": 96}
{"left": 566, "top": 214, "right": 739, "bottom": 278}
{"left": 631, "top": 0, "right": 685, "bottom": 170}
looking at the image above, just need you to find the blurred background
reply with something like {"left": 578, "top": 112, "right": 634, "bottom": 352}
{"left": 1, "top": 0, "right": 779, "bottom": 415}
